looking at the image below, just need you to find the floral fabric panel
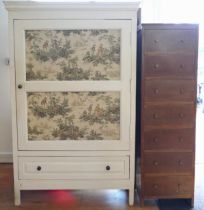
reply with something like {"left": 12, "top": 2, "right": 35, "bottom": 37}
{"left": 25, "top": 30, "right": 120, "bottom": 80}
{"left": 27, "top": 92, "right": 120, "bottom": 140}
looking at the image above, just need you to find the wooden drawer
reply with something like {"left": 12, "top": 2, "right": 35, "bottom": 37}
{"left": 143, "top": 54, "right": 196, "bottom": 78}
{"left": 143, "top": 152, "right": 193, "bottom": 174}
{"left": 144, "top": 128, "right": 194, "bottom": 151}
{"left": 19, "top": 156, "right": 129, "bottom": 180}
{"left": 144, "top": 79, "right": 195, "bottom": 102}
{"left": 144, "top": 175, "right": 193, "bottom": 197}
{"left": 144, "top": 104, "right": 195, "bottom": 127}
{"left": 144, "top": 29, "right": 196, "bottom": 52}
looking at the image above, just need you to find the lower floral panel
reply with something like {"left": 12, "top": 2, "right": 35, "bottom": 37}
{"left": 27, "top": 91, "right": 120, "bottom": 141}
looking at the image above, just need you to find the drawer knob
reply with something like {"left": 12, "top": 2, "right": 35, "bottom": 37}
{"left": 153, "top": 161, "right": 159, "bottom": 166}
{"left": 153, "top": 137, "right": 159, "bottom": 143}
{"left": 176, "top": 184, "right": 182, "bottom": 192}
{"left": 153, "top": 184, "right": 159, "bottom": 189}
{"left": 154, "top": 88, "right": 159, "bottom": 94}
{"left": 154, "top": 39, "right": 159, "bottom": 43}
{"left": 18, "top": 84, "right": 23, "bottom": 89}
{"left": 179, "top": 64, "right": 184, "bottom": 70}
{"left": 180, "top": 39, "right": 184, "bottom": 43}
{"left": 106, "top": 165, "right": 111, "bottom": 171}
{"left": 154, "top": 64, "right": 160, "bottom": 69}
{"left": 179, "top": 113, "right": 185, "bottom": 118}
{"left": 37, "top": 166, "right": 42, "bottom": 171}
{"left": 178, "top": 160, "right": 184, "bottom": 166}
{"left": 178, "top": 137, "right": 184, "bottom": 142}
{"left": 153, "top": 113, "right": 159, "bottom": 119}
{"left": 179, "top": 89, "right": 184, "bottom": 94}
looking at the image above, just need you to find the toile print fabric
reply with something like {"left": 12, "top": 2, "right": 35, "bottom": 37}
{"left": 27, "top": 92, "right": 120, "bottom": 141}
{"left": 25, "top": 30, "right": 120, "bottom": 81}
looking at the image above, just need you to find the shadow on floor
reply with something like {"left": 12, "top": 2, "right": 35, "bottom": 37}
{"left": 158, "top": 199, "right": 192, "bottom": 210}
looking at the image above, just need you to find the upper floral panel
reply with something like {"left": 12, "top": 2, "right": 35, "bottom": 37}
{"left": 25, "top": 30, "right": 121, "bottom": 81}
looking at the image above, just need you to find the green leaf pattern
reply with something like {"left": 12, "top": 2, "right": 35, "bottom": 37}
{"left": 25, "top": 30, "right": 120, "bottom": 80}
{"left": 27, "top": 92, "right": 120, "bottom": 140}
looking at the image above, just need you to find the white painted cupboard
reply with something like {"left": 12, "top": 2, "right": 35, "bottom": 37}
{"left": 4, "top": 1, "right": 139, "bottom": 206}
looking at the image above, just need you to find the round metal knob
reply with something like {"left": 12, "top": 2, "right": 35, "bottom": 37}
{"left": 153, "top": 113, "right": 159, "bottom": 119}
{"left": 106, "top": 165, "right": 111, "bottom": 171}
{"left": 153, "top": 137, "right": 158, "bottom": 143}
{"left": 179, "top": 89, "right": 184, "bottom": 94}
{"left": 37, "top": 166, "right": 41, "bottom": 171}
{"left": 180, "top": 40, "right": 184, "bottom": 43}
{"left": 154, "top": 64, "right": 159, "bottom": 69}
{"left": 154, "top": 88, "right": 159, "bottom": 94}
{"left": 153, "top": 161, "right": 159, "bottom": 166}
{"left": 18, "top": 84, "right": 23, "bottom": 89}
{"left": 179, "top": 113, "right": 184, "bottom": 118}
{"left": 176, "top": 184, "right": 181, "bottom": 192}
{"left": 180, "top": 64, "right": 184, "bottom": 69}
{"left": 178, "top": 160, "right": 184, "bottom": 166}
{"left": 178, "top": 137, "right": 184, "bottom": 142}
{"left": 154, "top": 39, "right": 159, "bottom": 43}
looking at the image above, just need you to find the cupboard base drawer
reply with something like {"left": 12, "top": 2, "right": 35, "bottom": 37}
{"left": 19, "top": 156, "right": 129, "bottom": 180}
{"left": 143, "top": 175, "right": 193, "bottom": 197}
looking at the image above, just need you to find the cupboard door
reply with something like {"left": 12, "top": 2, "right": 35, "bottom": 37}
{"left": 14, "top": 19, "right": 132, "bottom": 150}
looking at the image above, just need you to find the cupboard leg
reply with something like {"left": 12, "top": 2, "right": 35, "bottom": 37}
{"left": 14, "top": 188, "right": 21, "bottom": 206}
{"left": 128, "top": 188, "right": 134, "bottom": 206}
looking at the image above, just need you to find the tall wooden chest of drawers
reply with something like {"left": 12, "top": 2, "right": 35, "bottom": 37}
{"left": 137, "top": 24, "right": 199, "bottom": 206}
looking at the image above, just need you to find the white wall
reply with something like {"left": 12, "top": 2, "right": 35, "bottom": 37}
{"left": 0, "top": 0, "right": 12, "bottom": 162}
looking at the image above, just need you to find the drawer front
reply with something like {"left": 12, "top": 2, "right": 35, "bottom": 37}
{"left": 144, "top": 29, "right": 196, "bottom": 52}
{"left": 144, "top": 175, "right": 193, "bottom": 197}
{"left": 144, "top": 104, "right": 195, "bottom": 126}
{"left": 144, "top": 128, "right": 194, "bottom": 150}
{"left": 19, "top": 156, "right": 129, "bottom": 180}
{"left": 144, "top": 54, "right": 195, "bottom": 78}
{"left": 143, "top": 152, "right": 193, "bottom": 174}
{"left": 144, "top": 80, "right": 195, "bottom": 102}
